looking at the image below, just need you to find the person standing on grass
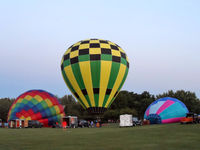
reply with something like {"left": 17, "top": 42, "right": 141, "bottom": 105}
{"left": 91, "top": 121, "right": 94, "bottom": 128}
{"left": 62, "top": 121, "right": 67, "bottom": 128}
{"left": 87, "top": 120, "right": 91, "bottom": 128}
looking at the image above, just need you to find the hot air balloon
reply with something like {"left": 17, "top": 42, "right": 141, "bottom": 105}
{"left": 61, "top": 39, "right": 129, "bottom": 113}
{"left": 144, "top": 97, "right": 189, "bottom": 124}
{"left": 7, "top": 90, "right": 65, "bottom": 127}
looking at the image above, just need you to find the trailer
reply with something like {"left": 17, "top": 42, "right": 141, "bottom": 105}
{"left": 62, "top": 116, "right": 78, "bottom": 128}
{"left": 120, "top": 114, "right": 133, "bottom": 127}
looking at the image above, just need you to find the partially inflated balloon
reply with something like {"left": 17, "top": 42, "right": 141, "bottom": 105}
{"left": 7, "top": 90, "right": 65, "bottom": 127}
{"left": 144, "top": 97, "right": 189, "bottom": 124}
{"left": 61, "top": 39, "right": 129, "bottom": 113}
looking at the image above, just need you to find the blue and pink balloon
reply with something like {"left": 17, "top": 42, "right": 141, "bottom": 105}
{"left": 144, "top": 97, "right": 189, "bottom": 124}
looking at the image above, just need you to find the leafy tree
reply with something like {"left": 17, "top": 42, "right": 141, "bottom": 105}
{"left": 103, "top": 109, "right": 119, "bottom": 121}
{"left": 0, "top": 98, "right": 14, "bottom": 121}
{"left": 119, "top": 107, "right": 137, "bottom": 116}
{"left": 157, "top": 90, "right": 200, "bottom": 113}
{"left": 109, "top": 91, "right": 155, "bottom": 119}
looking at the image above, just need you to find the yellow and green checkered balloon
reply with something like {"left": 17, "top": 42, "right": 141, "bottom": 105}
{"left": 61, "top": 39, "right": 129, "bottom": 113}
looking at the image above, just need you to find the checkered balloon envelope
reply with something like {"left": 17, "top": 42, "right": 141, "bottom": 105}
{"left": 61, "top": 39, "right": 129, "bottom": 114}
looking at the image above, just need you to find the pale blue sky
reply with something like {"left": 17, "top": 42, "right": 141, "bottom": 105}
{"left": 0, "top": 0, "right": 200, "bottom": 98}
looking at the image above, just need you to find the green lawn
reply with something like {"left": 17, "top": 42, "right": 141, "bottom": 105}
{"left": 0, "top": 123, "right": 199, "bottom": 150}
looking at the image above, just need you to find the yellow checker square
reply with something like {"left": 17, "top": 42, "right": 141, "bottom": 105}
{"left": 73, "top": 42, "right": 81, "bottom": 46}
{"left": 118, "top": 47, "right": 124, "bottom": 52}
{"left": 89, "top": 48, "right": 101, "bottom": 54}
{"left": 79, "top": 43, "right": 89, "bottom": 49}
{"left": 90, "top": 40, "right": 100, "bottom": 43}
{"left": 111, "top": 50, "right": 121, "bottom": 57}
{"left": 70, "top": 50, "right": 79, "bottom": 58}
{"left": 64, "top": 48, "right": 71, "bottom": 55}
{"left": 100, "top": 43, "right": 111, "bottom": 49}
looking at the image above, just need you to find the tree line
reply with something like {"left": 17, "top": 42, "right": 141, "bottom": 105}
{"left": 0, "top": 90, "right": 200, "bottom": 122}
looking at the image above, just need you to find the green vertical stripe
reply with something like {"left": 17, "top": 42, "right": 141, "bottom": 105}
{"left": 61, "top": 70, "right": 86, "bottom": 109}
{"left": 118, "top": 66, "right": 129, "bottom": 91}
{"left": 103, "top": 95, "right": 110, "bottom": 107}
{"left": 71, "top": 64, "right": 85, "bottom": 89}
{"left": 102, "top": 62, "right": 120, "bottom": 107}
{"left": 90, "top": 61, "right": 101, "bottom": 88}
{"left": 107, "top": 62, "right": 121, "bottom": 89}
{"left": 71, "top": 63, "right": 92, "bottom": 107}
{"left": 90, "top": 61, "right": 101, "bottom": 106}
{"left": 107, "top": 66, "right": 129, "bottom": 107}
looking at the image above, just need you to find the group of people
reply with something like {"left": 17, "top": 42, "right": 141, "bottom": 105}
{"left": 52, "top": 119, "right": 102, "bottom": 128}
{"left": 87, "top": 120, "right": 102, "bottom": 128}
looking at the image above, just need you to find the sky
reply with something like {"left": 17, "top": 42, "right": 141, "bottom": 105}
{"left": 0, "top": 0, "right": 200, "bottom": 98}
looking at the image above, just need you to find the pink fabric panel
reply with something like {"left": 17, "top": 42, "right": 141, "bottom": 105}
{"left": 157, "top": 100, "right": 175, "bottom": 115}
{"left": 146, "top": 109, "right": 150, "bottom": 116}
{"left": 162, "top": 117, "right": 184, "bottom": 124}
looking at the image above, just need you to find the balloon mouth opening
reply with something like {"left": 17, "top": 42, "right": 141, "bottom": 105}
{"left": 147, "top": 114, "right": 162, "bottom": 124}
{"left": 87, "top": 107, "right": 107, "bottom": 114}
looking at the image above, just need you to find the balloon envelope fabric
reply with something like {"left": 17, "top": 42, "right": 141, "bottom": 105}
{"left": 7, "top": 90, "right": 65, "bottom": 127}
{"left": 144, "top": 97, "right": 189, "bottom": 124}
{"left": 61, "top": 39, "right": 129, "bottom": 113}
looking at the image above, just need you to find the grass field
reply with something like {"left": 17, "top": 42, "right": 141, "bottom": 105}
{"left": 0, "top": 123, "right": 199, "bottom": 150}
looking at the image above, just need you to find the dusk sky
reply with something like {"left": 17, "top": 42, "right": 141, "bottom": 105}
{"left": 0, "top": 0, "right": 200, "bottom": 98}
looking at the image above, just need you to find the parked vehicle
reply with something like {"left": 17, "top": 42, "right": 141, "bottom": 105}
{"left": 180, "top": 113, "right": 200, "bottom": 124}
{"left": 78, "top": 120, "right": 90, "bottom": 128}
{"left": 28, "top": 120, "right": 43, "bottom": 128}
{"left": 132, "top": 117, "right": 142, "bottom": 126}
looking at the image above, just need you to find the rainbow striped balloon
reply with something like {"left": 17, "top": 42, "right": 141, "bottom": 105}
{"left": 7, "top": 90, "right": 65, "bottom": 127}
{"left": 144, "top": 97, "right": 189, "bottom": 124}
